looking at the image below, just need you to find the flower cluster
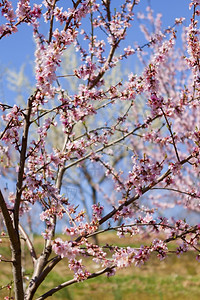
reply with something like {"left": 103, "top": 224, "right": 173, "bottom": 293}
{"left": 151, "top": 239, "right": 168, "bottom": 260}
{"left": 52, "top": 238, "right": 79, "bottom": 259}
{"left": 1, "top": 105, "right": 23, "bottom": 147}
{"left": 189, "top": 0, "right": 200, "bottom": 9}
{"left": 112, "top": 247, "right": 136, "bottom": 268}
{"left": 92, "top": 203, "right": 104, "bottom": 221}
{"left": 1, "top": 0, "right": 15, "bottom": 23}
{"left": 126, "top": 156, "right": 163, "bottom": 195}
{"left": 69, "top": 259, "right": 91, "bottom": 281}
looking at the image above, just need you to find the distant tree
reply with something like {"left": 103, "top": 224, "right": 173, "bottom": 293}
{"left": 0, "top": 1, "right": 200, "bottom": 299}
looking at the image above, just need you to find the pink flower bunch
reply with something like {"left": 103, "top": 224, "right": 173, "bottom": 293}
{"left": 0, "top": 2, "right": 17, "bottom": 37}
{"left": 148, "top": 93, "right": 164, "bottom": 115}
{"left": 133, "top": 245, "right": 151, "bottom": 266}
{"left": 88, "top": 36, "right": 106, "bottom": 63}
{"left": 53, "top": 6, "right": 72, "bottom": 25}
{"left": 75, "top": 59, "right": 97, "bottom": 81}
{"left": 86, "top": 242, "right": 107, "bottom": 259}
{"left": 16, "top": 0, "right": 31, "bottom": 19}
{"left": 64, "top": 226, "right": 79, "bottom": 238}
{"left": 40, "top": 206, "right": 63, "bottom": 223}
{"left": 112, "top": 247, "right": 136, "bottom": 268}
{"left": 0, "top": 0, "right": 15, "bottom": 22}
{"left": 166, "top": 219, "right": 190, "bottom": 242}
{"left": 175, "top": 17, "right": 185, "bottom": 24}
{"left": 176, "top": 242, "right": 188, "bottom": 256}
{"left": 117, "top": 226, "right": 139, "bottom": 238}
{"left": 120, "top": 73, "right": 141, "bottom": 101}
{"left": 106, "top": 268, "right": 116, "bottom": 277}
{"left": 1, "top": 105, "right": 23, "bottom": 146}
{"left": 0, "top": 144, "right": 10, "bottom": 168}
{"left": 126, "top": 156, "right": 163, "bottom": 195}
{"left": 59, "top": 90, "right": 98, "bottom": 134}
{"left": 193, "top": 129, "right": 200, "bottom": 147}
{"left": 52, "top": 238, "right": 79, "bottom": 259}
{"left": 37, "top": 117, "right": 57, "bottom": 138}
{"left": 69, "top": 258, "right": 91, "bottom": 281}
{"left": 186, "top": 23, "right": 200, "bottom": 67}
{"left": 189, "top": 0, "right": 200, "bottom": 9}
{"left": 169, "top": 162, "right": 182, "bottom": 175}
{"left": 123, "top": 45, "right": 135, "bottom": 57}
{"left": 34, "top": 40, "right": 60, "bottom": 97}
{"left": 92, "top": 203, "right": 104, "bottom": 220}
{"left": 16, "top": 1, "right": 42, "bottom": 27}
{"left": 151, "top": 239, "right": 168, "bottom": 260}
{"left": 109, "top": 12, "right": 130, "bottom": 41}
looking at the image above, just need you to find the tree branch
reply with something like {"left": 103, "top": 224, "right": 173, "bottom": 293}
{"left": 19, "top": 224, "right": 37, "bottom": 264}
{"left": 64, "top": 114, "right": 162, "bottom": 171}
{"left": 36, "top": 266, "right": 115, "bottom": 300}
{"left": 75, "top": 154, "right": 193, "bottom": 242}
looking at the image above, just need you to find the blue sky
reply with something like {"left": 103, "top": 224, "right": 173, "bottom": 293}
{"left": 0, "top": 0, "right": 192, "bottom": 75}
{"left": 0, "top": 0, "right": 193, "bottom": 105}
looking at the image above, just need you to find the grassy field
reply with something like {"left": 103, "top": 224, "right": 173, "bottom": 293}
{"left": 0, "top": 233, "right": 200, "bottom": 299}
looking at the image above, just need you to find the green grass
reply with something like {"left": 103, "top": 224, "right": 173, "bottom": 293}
{"left": 0, "top": 233, "right": 200, "bottom": 299}
{"left": 35, "top": 268, "right": 200, "bottom": 300}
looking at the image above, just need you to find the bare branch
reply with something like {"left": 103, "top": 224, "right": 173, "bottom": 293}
{"left": 36, "top": 266, "right": 115, "bottom": 300}
{"left": 19, "top": 224, "right": 37, "bottom": 264}
{"left": 161, "top": 107, "right": 180, "bottom": 162}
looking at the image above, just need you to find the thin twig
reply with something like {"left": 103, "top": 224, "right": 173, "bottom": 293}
{"left": 160, "top": 107, "right": 180, "bottom": 162}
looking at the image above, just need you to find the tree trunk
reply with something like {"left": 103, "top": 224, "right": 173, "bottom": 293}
{"left": 11, "top": 232, "right": 24, "bottom": 300}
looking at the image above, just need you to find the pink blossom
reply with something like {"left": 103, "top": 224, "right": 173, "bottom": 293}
{"left": 52, "top": 238, "right": 79, "bottom": 259}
